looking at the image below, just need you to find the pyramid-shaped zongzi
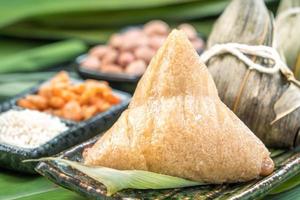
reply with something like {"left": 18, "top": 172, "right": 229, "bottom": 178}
{"left": 83, "top": 30, "right": 274, "bottom": 183}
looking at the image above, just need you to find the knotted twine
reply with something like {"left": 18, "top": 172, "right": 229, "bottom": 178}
{"left": 199, "top": 43, "right": 300, "bottom": 124}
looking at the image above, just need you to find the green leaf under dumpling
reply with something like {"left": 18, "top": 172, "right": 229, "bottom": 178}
{"left": 25, "top": 157, "right": 206, "bottom": 196}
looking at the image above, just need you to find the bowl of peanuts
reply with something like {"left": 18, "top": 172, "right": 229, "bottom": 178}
{"left": 75, "top": 20, "right": 205, "bottom": 93}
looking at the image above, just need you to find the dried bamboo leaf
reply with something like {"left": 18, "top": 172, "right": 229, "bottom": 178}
{"left": 206, "top": 0, "right": 300, "bottom": 148}
{"left": 276, "top": 0, "right": 300, "bottom": 79}
{"left": 295, "top": 55, "right": 300, "bottom": 77}
{"left": 25, "top": 158, "right": 204, "bottom": 196}
{"left": 272, "top": 84, "right": 300, "bottom": 124}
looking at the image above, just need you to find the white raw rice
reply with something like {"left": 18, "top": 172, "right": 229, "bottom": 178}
{"left": 0, "top": 109, "right": 68, "bottom": 148}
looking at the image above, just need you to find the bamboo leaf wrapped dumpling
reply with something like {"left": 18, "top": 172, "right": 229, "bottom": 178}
{"left": 276, "top": 0, "right": 300, "bottom": 79}
{"left": 83, "top": 30, "right": 274, "bottom": 183}
{"left": 205, "top": 0, "right": 300, "bottom": 148}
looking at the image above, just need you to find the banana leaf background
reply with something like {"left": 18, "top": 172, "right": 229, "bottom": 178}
{"left": 0, "top": 0, "right": 299, "bottom": 199}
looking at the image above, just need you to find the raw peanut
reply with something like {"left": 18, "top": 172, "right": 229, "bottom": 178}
{"left": 51, "top": 81, "right": 69, "bottom": 91}
{"left": 26, "top": 95, "right": 48, "bottom": 110}
{"left": 52, "top": 109, "right": 64, "bottom": 117}
{"left": 85, "top": 81, "right": 109, "bottom": 93}
{"left": 149, "top": 35, "right": 166, "bottom": 50}
{"left": 144, "top": 20, "right": 169, "bottom": 36}
{"left": 124, "top": 28, "right": 143, "bottom": 40}
{"left": 83, "top": 105, "right": 98, "bottom": 120}
{"left": 62, "top": 101, "right": 82, "bottom": 121}
{"left": 101, "top": 49, "right": 118, "bottom": 65}
{"left": 101, "top": 81, "right": 109, "bottom": 86}
{"left": 85, "top": 80, "right": 110, "bottom": 93}
{"left": 52, "top": 87, "right": 63, "bottom": 97}
{"left": 136, "top": 35, "right": 149, "bottom": 47}
{"left": 118, "top": 52, "right": 135, "bottom": 67}
{"left": 81, "top": 56, "right": 101, "bottom": 70}
{"left": 96, "top": 99, "right": 111, "bottom": 112}
{"left": 80, "top": 88, "right": 97, "bottom": 105}
{"left": 94, "top": 84, "right": 110, "bottom": 94}
{"left": 89, "top": 45, "right": 109, "bottom": 58}
{"left": 109, "top": 34, "right": 123, "bottom": 48}
{"left": 51, "top": 71, "right": 70, "bottom": 84}
{"left": 192, "top": 38, "right": 205, "bottom": 51}
{"left": 119, "top": 38, "right": 139, "bottom": 51}
{"left": 49, "top": 96, "right": 65, "bottom": 109}
{"left": 101, "top": 64, "right": 123, "bottom": 73}
{"left": 38, "top": 84, "right": 52, "bottom": 98}
{"left": 17, "top": 99, "right": 38, "bottom": 110}
{"left": 71, "top": 83, "right": 86, "bottom": 94}
{"left": 178, "top": 23, "right": 198, "bottom": 40}
{"left": 118, "top": 29, "right": 147, "bottom": 51}
{"left": 61, "top": 90, "right": 77, "bottom": 101}
{"left": 134, "top": 46, "right": 155, "bottom": 63}
{"left": 85, "top": 79, "right": 102, "bottom": 86}
{"left": 88, "top": 96, "right": 101, "bottom": 105}
{"left": 103, "top": 92, "right": 121, "bottom": 104}
{"left": 125, "top": 60, "right": 147, "bottom": 75}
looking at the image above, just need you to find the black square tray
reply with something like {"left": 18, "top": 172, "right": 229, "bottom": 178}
{"left": 0, "top": 79, "right": 131, "bottom": 173}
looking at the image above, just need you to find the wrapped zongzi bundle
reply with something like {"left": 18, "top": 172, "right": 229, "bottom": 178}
{"left": 204, "top": 0, "right": 300, "bottom": 148}
{"left": 83, "top": 30, "right": 274, "bottom": 183}
{"left": 276, "top": 0, "right": 300, "bottom": 79}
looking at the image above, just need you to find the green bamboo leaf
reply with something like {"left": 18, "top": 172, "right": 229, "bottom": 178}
{"left": 12, "top": 0, "right": 278, "bottom": 29}
{"left": 0, "top": 37, "right": 45, "bottom": 59}
{"left": 0, "top": 0, "right": 188, "bottom": 28}
{"left": 25, "top": 157, "right": 205, "bottom": 196}
{"left": 270, "top": 149, "right": 286, "bottom": 158}
{"left": 0, "top": 170, "right": 84, "bottom": 200}
{"left": 28, "top": 0, "right": 228, "bottom": 28}
{"left": 0, "top": 72, "right": 77, "bottom": 83}
{"left": 0, "top": 72, "right": 55, "bottom": 83}
{"left": 0, "top": 1, "right": 228, "bottom": 42}
{"left": 0, "top": 20, "right": 214, "bottom": 43}
{"left": 268, "top": 181, "right": 300, "bottom": 200}
{"left": 0, "top": 0, "right": 278, "bottom": 29}
{"left": 0, "top": 23, "right": 115, "bottom": 44}
{"left": 0, "top": 40, "right": 87, "bottom": 73}
{"left": 0, "top": 81, "right": 37, "bottom": 98}
{"left": 276, "top": 0, "right": 300, "bottom": 79}
{"left": 269, "top": 172, "right": 300, "bottom": 195}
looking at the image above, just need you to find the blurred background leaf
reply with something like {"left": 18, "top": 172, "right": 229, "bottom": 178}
{"left": 0, "top": 39, "right": 86, "bottom": 73}
{"left": 0, "top": 0, "right": 279, "bottom": 43}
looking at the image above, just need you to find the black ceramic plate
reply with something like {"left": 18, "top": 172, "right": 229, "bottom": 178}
{"left": 0, "top": 79, "right": 131, "bottom": 173}
{"left": 76, "top": 54, "right": 141, "bottom": 83}
{"left": 36, "top": 136, "right": 300, "bottom": 200}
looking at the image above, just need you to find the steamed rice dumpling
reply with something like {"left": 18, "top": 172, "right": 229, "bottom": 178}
{"left": 206, "top": 0, "right": 300, "bottom": 148}
{"left": 276, "top": 0, "right": 300, "bottom": 79}
{"left": 83, "top": 30, "right": 273, "bottom": 183}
